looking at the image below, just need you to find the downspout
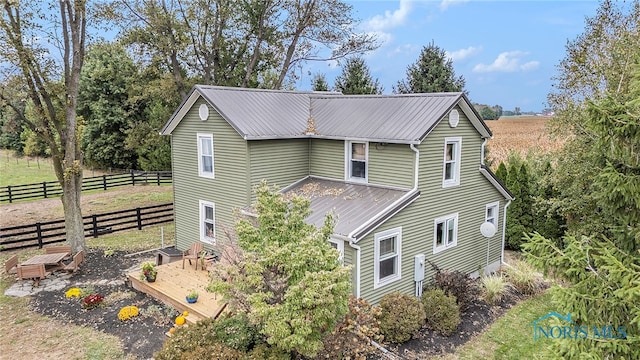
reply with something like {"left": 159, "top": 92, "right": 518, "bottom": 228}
{"left": 347, "top": 240, "right": 361, "bottom": 298}
{"left": 480, "top": 138, "right": 488, "bottom": 165}
{"left": 501, "top": 200, "right": 511, "bottom": 265}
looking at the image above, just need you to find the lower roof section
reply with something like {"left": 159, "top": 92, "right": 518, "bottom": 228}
{"left": 283, "top": 177, "right": 416, "bottom": 239}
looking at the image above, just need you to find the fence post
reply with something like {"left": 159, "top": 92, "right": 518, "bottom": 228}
{"left": 7, "top": 185, "right": 12, "bottom": 203}
{"left": 103, "top": 175, "right": 107, "bottom": 191}
{"left": 43, "top": 182, "right": 47, "bottom": 198}
{"left": 92, "top": 215, "right": 98, "bottom": 238}
{"left": 36, "top": 223, "right": 43, "bottom": 248}
{"left": 157, "top": 172, "right": 160, "bottom": 186}
{"left": 137, "top": 208, "right": 142, "bottom": 230}
{"left": 131, "top": 170, "right": 135, "bottom": 186}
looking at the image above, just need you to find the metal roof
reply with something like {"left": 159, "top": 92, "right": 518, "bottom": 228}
{"left": 311, "top": 93, "right": 462, "bottom": 143}
{"left": 161, "top": 86, "right": 492, "bottom": 142}
{"left": 283, "top": 177, "right": 413, "bottom": 238}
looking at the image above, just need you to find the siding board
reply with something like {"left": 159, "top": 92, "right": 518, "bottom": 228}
{"left": 249, "top": 139, "right": 309, "bottom": 192}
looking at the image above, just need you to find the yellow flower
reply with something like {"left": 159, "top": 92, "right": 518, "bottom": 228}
{"left": 175, "top": 315, "right": 186, "bottom": 326}
{"left": 65, "top": 287, "right": 82, "bottom": 298}
{"left": 182, "top": 311, "right": 189, "bottom": 317}
{"left": 118, "top": 306, "right": 139, "bottom": 321}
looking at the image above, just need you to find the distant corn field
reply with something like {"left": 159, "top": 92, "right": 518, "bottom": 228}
{"left": 485, "top": 116, "right": 565, "bottom": 168}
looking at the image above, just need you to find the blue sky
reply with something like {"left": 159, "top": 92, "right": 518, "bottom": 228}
{"left": 301, "top": 0, "right": 601, "bottom": 112}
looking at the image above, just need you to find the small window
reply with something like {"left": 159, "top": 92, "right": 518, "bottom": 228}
{"left": 443, "top": 137, "right": 461, "bottom": 187}
{"left": 199, "top": 200, "right": 215, "bottom": 243}
{"left": 374, "top": 227, "right": 402, "bottom": 288}
{"left": 328, "top": 238, "right": 344, "bottom": 263}
{"left": 347, "top": 141, "right": 368, "bottom": 182}
{"left": 197, "top": 133, "right": 214, "bottom": 178}
{"left": 434, "top": 213, "right": 458, "bottom": 254}
{"left": 485, "top": 202, "right": 499, "bottom": 227}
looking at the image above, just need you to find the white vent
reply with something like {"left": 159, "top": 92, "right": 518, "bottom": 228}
{"left": 448, "top": 109, "right": 459, "bottom": 127}
{"left": 199, "top": 104, "right": 209, "bottom": 121}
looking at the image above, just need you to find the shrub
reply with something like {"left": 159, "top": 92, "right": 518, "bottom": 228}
{"left": 316, "top": 295, "right": 383, "bottom": 359}
{"left": 432, "top": 266, "right": 479, "bottom": 311}
{"left": 212, "top": 313, "right": 260, "bottom": 352}
{"left": 377, "top": 292, "right": 425, "bottom": 343}
{"left": 502, "top": 259, "right": 543, "bottom": 296}
{"left": 420, "top": 288, "right": 460, "bottom": 336}
{"left": 481, "top": 274, "right": 511, "bottom": 305}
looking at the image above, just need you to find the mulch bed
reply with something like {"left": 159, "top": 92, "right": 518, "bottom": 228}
{"left": 28, "top": 250, "right": 176, "bottom": 359}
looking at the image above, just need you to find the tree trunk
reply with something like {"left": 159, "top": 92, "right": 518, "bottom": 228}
{"left": 62, "top": 173, "right": 85, "bottom": 252}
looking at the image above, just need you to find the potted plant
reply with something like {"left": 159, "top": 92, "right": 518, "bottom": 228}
{"left": 140, "top": 262, "right": 157, "bottom": 282}
{"left": 186, "top": 289, "right": 199, "bottom": 303}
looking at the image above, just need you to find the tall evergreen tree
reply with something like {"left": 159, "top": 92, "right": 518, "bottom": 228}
{"left": 311, "top": 73, "right": 330, "bottom": 91}
{"left": 333, "top": 57, "right": 382, "bottom": 94}
{"left": 394, "top": 42, "right": 466, "bottom": 94}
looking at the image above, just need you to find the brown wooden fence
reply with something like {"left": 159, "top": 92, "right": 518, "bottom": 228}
{"left": 0, "top": 171, "right": 172, "bottom": 203}
{"left": 0, "top": 203, "right": 174, "bottom": 251}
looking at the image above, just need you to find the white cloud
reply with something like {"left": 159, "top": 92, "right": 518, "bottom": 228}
{"left": 473, "top": 51, "right": 540, "bottom": 73}
{"left": 440, "top": 0, "right": 469, "bottom": 11}
{"left": 364, "top": 0, "right": 413, "bottom": 32}
{"left": 446, "top": 46, "right": 482, "bottom": 62}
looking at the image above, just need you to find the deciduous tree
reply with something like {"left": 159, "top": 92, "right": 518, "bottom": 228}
{"left": 0, "top": 0, "right": 88, "bottom": 252}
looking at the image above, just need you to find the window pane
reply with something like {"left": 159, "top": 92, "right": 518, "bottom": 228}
{"left": 379, "top": 257, "right": 396, "bottom": 279}
{"left": 446, "top": 143, "right": 454, "bottom": 161}
{"left": 205, "top": 206, "right": 214, "bottom": 221}
{"left": 351, "top": 160, "right": 366, "bottom": 178}
{"left": 487, "top": 207, "right": 494, "bottom": 218}
{"left": 201, "top": 138, "right": 212, "bottom": 156}
{"left": 202, "top": 156, "right": 213, "bottom": 173}
{"left": 204, "top": 222, "right": 214, "bottom": 238}
{"left": 444, "top": 163, "right": 453, "bottom": 180}
{"left": 329, "top": 242, "right": 338, "bottom": 249}
{"left": 447, "top": 219, "right": 455, "bottom": 245}
{"left": 380, "top": 237, "right": 395, "bottom": 256}
{"left": 352, "top": 143, "right": 366, "bottom": 160}
{"left": 436, "top": 222, "right": 444, "bottom": 246}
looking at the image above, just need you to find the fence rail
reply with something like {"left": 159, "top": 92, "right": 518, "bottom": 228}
{"left": 0, "top": 203, "right": 174, "bottom": 251}
{"left": 0, "top": 171, "right": 172, "bottom": 203}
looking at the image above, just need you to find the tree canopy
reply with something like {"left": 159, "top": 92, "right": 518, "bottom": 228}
{"left": 394, "top": 42, "right": 466, "bottom": 94}
{"left": 208, "top": 182, "right": 351, "bottom": 358}
{"left": 334, "top": 57, "right": 382, "bottom": 94}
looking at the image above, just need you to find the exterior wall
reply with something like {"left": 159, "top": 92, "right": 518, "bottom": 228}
{"left": 310, "top": 139, "right": 344, "bottom": 180}
{"left": 311, "top": 139, "right": 414, "bottom": 189}
{"left": 357, "top": 104, "right": 507, "bottom": 304}
{"left": 248, "top": 139, "right": 310, "bottom": 193}
{"left": 171, "top": 98, "right": 249, "bottom": 251}
{"left": 368, "top": 143, "right": 414, "bottom": 189}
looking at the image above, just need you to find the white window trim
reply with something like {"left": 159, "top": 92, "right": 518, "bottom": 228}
{"left": 374, "top": 227, "right": 402, "bottom": 289}
{"left": 197, "top": 133, "right": 215, "bottom": 179}
{"left": 345, "top": 141, "right": 368, "bottom": 183}
{"left": 328, "top": 238, "right": 344, "bottom": 264}
{"left": 485, "top": 201, "right": 499, "bottom": 228}
{"left": 433, "top": 213, "right": 458, "bottom": 254}
{"left": 199, "top": 200, "right": 216, "bottom": 244}
{"left": 442, "top": 137, "right": 462, "bottom": 188}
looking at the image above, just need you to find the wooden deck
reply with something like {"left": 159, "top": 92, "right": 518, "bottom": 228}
{"left": 127, "top": 259, "right": 226, "bottom": 324}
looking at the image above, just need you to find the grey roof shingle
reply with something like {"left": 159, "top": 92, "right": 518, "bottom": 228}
{"left": 283, "top": 177, "right": 415, "bottom": 238}
{"left": 161, "top": 85, "right": 491, "bottom": 142}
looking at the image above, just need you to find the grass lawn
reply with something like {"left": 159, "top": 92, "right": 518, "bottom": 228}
{"left": 0, "top": 222, "right": 175, "bottom": 360}
{"left": 439, "top": 291, "right": 556, "bottom": 360}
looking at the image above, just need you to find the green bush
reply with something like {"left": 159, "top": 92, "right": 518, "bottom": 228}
{"left": 432, "top": 267, "right": 479, "bottom": 311}
{"left": 315, "top": 295, "right": 382, "bottom": 359}
{"left": 154, "top": 318, "right": 220, "bottom": 360}
{"left": 481, "top": 274, "right": 511, "bottom": 305}
{"left": 502, "top": 259, "right": 543, "bottom": 296}
{"left": 421, "top": 288, "right": 460, "bottom": 336}
{"left": 212, "top": 312, "right": 260, "bottom": 352}
{"left": 377, "top": 292, "right": 425, "bottom": 343}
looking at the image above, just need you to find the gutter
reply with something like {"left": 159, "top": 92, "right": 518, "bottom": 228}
{"left": 501, "top": 200, "right": 512, "bottom": 265}
{"left": 348, "top": 144, "right": 421, "bottom": 242}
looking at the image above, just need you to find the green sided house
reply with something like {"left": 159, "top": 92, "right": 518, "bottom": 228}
{"left": 160, "top": 85, "right": 514, "bottom": 304}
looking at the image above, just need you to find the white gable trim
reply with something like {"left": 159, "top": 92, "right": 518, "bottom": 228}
{"left": 160, "top": 89, "right": 202, "bottom": 135}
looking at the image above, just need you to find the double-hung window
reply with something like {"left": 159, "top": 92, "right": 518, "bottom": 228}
{"left": 347, "top": 141, "right": 368, "bottom": 182}
{"left": 433, "top": 213, "right": 458, "bottom": 254}
{"left": 485, "top": 202, "right": 499, "bottom": 227}
{"left": 197, "top": 133, "right": 214, "bottom": 178}
{"left": 328, "top": 238, "right": 344, "bottom": 264}
{"left": 199, "top": 200, "right": 216, "bottom": 244}
{"left": 374, "top": 227, "right": 402, "bottom": 288}
{"left": 442, "top": 137, "right": 461, "bottom": 187}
